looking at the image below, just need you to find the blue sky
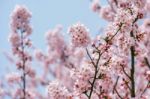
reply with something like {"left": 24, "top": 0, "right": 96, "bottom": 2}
{"left": 0, "top": 0, "right": 107, "bottom": 77}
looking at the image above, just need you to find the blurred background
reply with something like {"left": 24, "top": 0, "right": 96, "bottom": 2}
{"left": 0, "top": 0, "right": 107, "bottom": 83}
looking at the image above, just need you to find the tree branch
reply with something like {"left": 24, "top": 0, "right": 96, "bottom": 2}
{"left": 88, "top": 51, "right": 101, "bottom": 99}
{"left": 141, "top": 81, "right": 150, "bottom": 96}
{"left": 120, "top": 65, "right": 131, "bottom": 80}
{"left": 130, "top": 37, "right": 135, "bottom": 97}
{"left": 144, "top": 57, "right": 150, "bottom": 69}
{"left": 113, "top": 76, "right": 123, "bottom": 99}
{"left": 86, "top": 48, "right": 96, "bottom": 67}
{"left": 21, "top": 31, "right": 26, "bottom": 99}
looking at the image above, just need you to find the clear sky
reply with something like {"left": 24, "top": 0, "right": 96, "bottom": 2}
{"left": 0, "top": 0, "right": 107, "bottom": 78}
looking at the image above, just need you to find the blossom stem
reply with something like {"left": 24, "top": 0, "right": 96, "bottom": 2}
{"left": 113, "top": 76, "right": 123, "bottom": 99}
{"left": 21, "top": 31, "right": 26, "bottom": 99}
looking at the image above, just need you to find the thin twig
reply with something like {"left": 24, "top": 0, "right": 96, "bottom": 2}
{"left": 113, "top": 76, "right": 123, "bottom": 99}
{"left": 144, "top": 57, "right": 150, "bottom": 69}
{"left": 106, "top": 23, "right": 123, "bottom": 43}
{"left": 141, "top": 81, "right": 150, "bottom": 96}
{"left": 114, "top": 88, "right": 123, "bottom": 99}
{"left": 113, "top": 76, "right": 119, "bottom": 93}
{"left": 120, "top": 65, "right": 131, "bottom": 80}
{"left": 21, "top": 31, "right": 26, "bottom": 99}
{"left": 86, "top": 48, "right": 96, "bottom": 67}
{"left": 88, "top": 51, "right": 101, "bottom": 99}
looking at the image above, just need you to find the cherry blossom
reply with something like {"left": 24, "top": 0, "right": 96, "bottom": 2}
{"left": 68, "top": 22, "right": 91, "bottom": 47}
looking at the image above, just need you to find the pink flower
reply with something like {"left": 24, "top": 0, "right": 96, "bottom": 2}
{"left": 25, "top": 66, "right": 36, "bottom": 78}
{"left": 6, "top": 73, "right": 21, "bottom": 84}
{"left": 13, "top": 88, "right": 36, "bottom": 99}
{"left": 70, "top": 63, "right": 94, "bottom": 95}
{"left": 91, "top": 0, "right": 101, "bottom": 13}
{"left": 45, "top": 25, "right": 65, "bottom": 55}
{"left": 47, "top": 80, "right": 71, "bottom": 99}
{"left": 68, "top": 22, "right": 91, "bottom": 47}
{"left": 100, "top": 6, "right": 115, "bottom": 21}
{"left": 34, "top": 49, "right": 45, "bottom": 61}
{"left": 142, "top": 19, "right": 150, "bottom": 32}
{"left": 133, "top": 0, "right": 146, "bottom": 8}
{"left": 8, "top": 33, "right": 20, "bottom": 47}
{"left": 145, "top": 1, "right": 150, "bottom": 13}
{"left": 10, "top": 5, "right": 32, "bottom": 35}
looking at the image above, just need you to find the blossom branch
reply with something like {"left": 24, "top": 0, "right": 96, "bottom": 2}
{"left": 9, "top": 5, "right": 32, "bottom": 98}
{"left": 21, "top": 31, "right": 26, "bottom": 99}
{"left": 86, "top": 49, "right": 101, "bottom": 99}
{"left": 106, "top": 0, "right": 118, "bottom": 13}
{"left": 126, "top": 16, "right": 139, "bottom": 98}
{"left": 85, "top": 23, "right": 122, "bottom": 99}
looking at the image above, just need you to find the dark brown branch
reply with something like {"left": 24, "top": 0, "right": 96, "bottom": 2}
{"left": 113, "top": 76, "right": 119, "bottom": 93}
{"left": 129, "top": 15, "right": 138, "bottom": 97}
{"left": 113, "top": 76, "right": 123, "bottom": 99}
{"left": 88, "top": 51, "right": 101, "bottom": 99}
{"left": 120, "top": 65, "right": 131, "bottom": 80}
{"left": 125, "top": 82, "right": 131, "bottom": 91}
{"left": 86, "top": 23, "right": 123, "bottom": 99}
{"left": 141, "top": 81, "right": 150, "bottom": 96}
{"left": 83, "top": 91, "right": 89, "bottom": 97}
{"left": 130, "top": 45, "right": 135, "bottom": 97}
{"left": 114, "top": 88, "right": 123, "bottom": 99}
{"left": 144, "top": 57, "right": 150, "bottom": 69}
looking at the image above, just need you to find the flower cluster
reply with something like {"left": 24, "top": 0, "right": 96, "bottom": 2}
{"left": 6, "top": 73, "right": 21, "bottom": 84}
{"left": 9, "top": 5, "right": 32, "bottom": 59}
{"left": 70, "top": 63, "right": 94, "bottom": 95}
{"left": 47, "top": 80, "right": 71, "bottom": 99}
{"left": 68, "top": 22, "right": 91, "bottom": 47}
{"left": 1, "top": 0, "right": 150, "bottom": 99}
{"left": 10, "top": 5, "right": 32, "bottom": 35}
{"left": 91, "top": 0, "right": 101, "bottom": 13}
{"left": 7, "top": 5, "right": 34, "bottom": 99}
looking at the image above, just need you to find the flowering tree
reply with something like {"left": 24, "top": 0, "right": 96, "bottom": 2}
{"left": 0, "top": 0, "right": 150, "bottom": 99}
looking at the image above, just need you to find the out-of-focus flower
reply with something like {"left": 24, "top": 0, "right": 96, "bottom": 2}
{"left": 100, "top": 6, "right": 115, "bottom": 21}
{"left": 45, "top": 25, "right": 65, "bottom": 55}
{"left": 133, "top": 0, "right": 146, "bottom": 8}
{"left": 91, "top": 0, "right": 101, "bottom": 13}
{"left": 34, "top": 49, "right": 46, "bottom": 61}
{"left": 6, "top": 73, "right": 21, "bottom": 84}
{"left": 8, "top": 33, "right": 20, "bottom": 47}
{"left": 10, "top": 5, "right": 32, "bottom": 35}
